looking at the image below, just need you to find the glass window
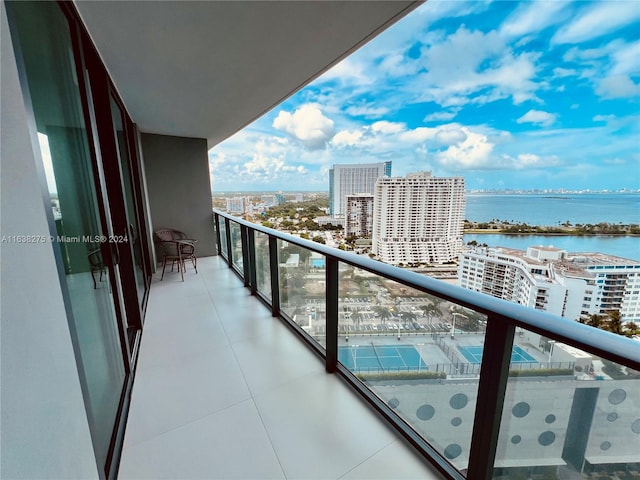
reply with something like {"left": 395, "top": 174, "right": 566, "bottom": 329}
{"left": 10, "top": 2, "right": 126, "bottom": 471}
{"left": 110, "top": 95, "right": 146, "bottom": 311}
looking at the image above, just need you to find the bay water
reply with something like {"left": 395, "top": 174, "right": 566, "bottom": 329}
{"left": 464, "top": 193, "right": 639, "bottom": 260}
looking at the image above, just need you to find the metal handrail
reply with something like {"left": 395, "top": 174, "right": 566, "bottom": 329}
{"left": 213, "top": 209, "right": 640, "bottom": 370}
{"left": 215, "top": 209, "right": 640, "bottom": 480}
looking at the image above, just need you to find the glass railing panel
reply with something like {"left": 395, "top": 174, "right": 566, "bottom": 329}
{"left": 277, "top": 239, "right": 326, "bottom": 347}
{"left": 493, "top": 329, "right": 640, "bottom": 479}
{"left": 218, "top": 216, "right": 228, "bottom": 260}
{"left": 228, "top": 221, "right": 243, "bottom": 273}
{"left": 338, "top": 266, "right": 487, "bottom": 473}
{"left": 255, "top": 231, "right": 271, "bottom": 299}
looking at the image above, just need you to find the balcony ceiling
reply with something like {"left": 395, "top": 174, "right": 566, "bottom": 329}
{"left": 74, "top": 1, "right": 420, "bottom": 148}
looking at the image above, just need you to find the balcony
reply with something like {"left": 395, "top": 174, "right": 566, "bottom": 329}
{"left": 121, "top": 210, "right": 640, "bottom": 480}
{"left": 118, "top": 256, "right": 440, "bottom": 479}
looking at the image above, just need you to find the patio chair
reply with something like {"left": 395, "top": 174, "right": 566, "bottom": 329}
{"left": 154, "top": 228, "right": 198, "bottom": 281}
{"left": 88, "top": 246, "right": 107, "bottom": 289}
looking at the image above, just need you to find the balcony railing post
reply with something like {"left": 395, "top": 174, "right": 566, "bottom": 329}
{"left": 240, "top": 225, "right": 250, "bottom": 286}
{"left": 213, "top": 213, "right": 221, "bottom": 256}
{"left": 325, "top": 256, "right": 338, "bottom": 373}
{"left": 466, "top": 315, "right": 515, "bottom": 480}
{"left": 268, "top": 236, "right": 280, "bottom": 317}
{"left": 224, "top": 218, "right": 232, "bottom": 267}
{"left": 247, "top": 228, "right": 257, "bottom": 295}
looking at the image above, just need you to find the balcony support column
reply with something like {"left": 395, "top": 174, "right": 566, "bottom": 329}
{"left": 247, "top": 228, "right": 257, "bottom": 294}
{"left": 224, "top": 218, "right": 232, "bottom": 267}
{"left": 213, "top": 214, "right": 222, "bottom": 256}
{"left": 467, "top": 316, "right": 515, "bottom": 480}
{"left": 268, "top": 236, "right": 280, "bottom": 317}
{"left": 325, "top": 256, "right": 338, "bottom": 373}
{"left": 240, "top": 224, "right": 250, "bottom": 287}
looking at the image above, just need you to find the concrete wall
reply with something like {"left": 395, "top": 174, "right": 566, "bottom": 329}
{"left": 1, "top": 4, "right": 99, "bottom": 477}
{"left": 140, "top": 133, "right": 216, "bottom": 260}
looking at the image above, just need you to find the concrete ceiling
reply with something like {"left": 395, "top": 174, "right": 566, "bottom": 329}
{"left": 74, "top": 1, "right": 421, "bottom": 148}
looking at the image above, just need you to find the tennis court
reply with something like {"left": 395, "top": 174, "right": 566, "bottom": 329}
{"left": 458, "top": 345, "right": 536, "bottom": 364}
{"left": 338, "top": 344, "right": 427, "bottom": 372}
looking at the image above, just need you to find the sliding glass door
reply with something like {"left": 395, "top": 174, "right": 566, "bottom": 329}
{"left": 110, "top": 95, "right": 149, "bottom": 314}
{"left": 8, "top": 2, "right": 129, "bottom": 474}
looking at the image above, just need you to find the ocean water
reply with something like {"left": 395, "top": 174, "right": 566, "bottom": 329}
{"left": 463, "top": 234, "right": 639, "bottom": 261}
{"left": 464, "top": 193, "right": 639, "bottom": 260}
{"left": 465, "top": 193, "right": 639, "bottom": 225}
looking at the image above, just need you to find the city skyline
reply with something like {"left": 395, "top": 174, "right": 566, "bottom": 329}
{"left": 209, "top": 0, "right": 639, "bottom": 192}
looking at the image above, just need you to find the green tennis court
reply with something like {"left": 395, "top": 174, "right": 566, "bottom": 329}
{"left": 338, "top": 344, "right": 427, "bottom": 372}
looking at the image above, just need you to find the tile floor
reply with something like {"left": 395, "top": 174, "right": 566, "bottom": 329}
{"left": 118, "top": 256, "right": 443, "bottom": 479}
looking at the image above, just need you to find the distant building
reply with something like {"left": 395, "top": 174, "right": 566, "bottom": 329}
{"left": 329, "top": 161, "right": 391, "bottom": 215}
{"left": 458, "top": 246, "right": 640, "bottom": 321}
{"left": 226, "top": 197, "right": 247, "bottom": 214}
{"left": 275, "top": 193, "right": 286, "bottom": 205}
{"left": 315, "top": 215, "right": 343, "bottom": 227}
{"left": 372, "top": 172, "right": 465, "bottom": 265}
{"left": 261, "top": 195, "right": 277, "bottom": 207}
{"left": 345, "top": 194, "right": 374, "bottom": 237}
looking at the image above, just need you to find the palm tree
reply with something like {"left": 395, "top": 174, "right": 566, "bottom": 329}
{"left": 587, "top": 313, "right": 603, "bottom": 328}
{"left": 350, "top": 310, "right": 363, "bottom": 330}
{"left": 373, "top": 306, "right": 391, "bottom": 324}
{"left": 624, "top": 321, "right": 639, "bottom": 337}
{"left": 604, "top": 310, "right": 623, "bottom": 335}
{"left": 421, "top": 301, "right": 442, "bottom": 325}
{"left": 400, "top": 311, "right": 417, "bottom": 323}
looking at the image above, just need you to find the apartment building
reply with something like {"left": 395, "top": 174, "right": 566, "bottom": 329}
{"left": 345, "top": 193, "right": 374, "bottom": 237}
{"left": 329, "top": 161, "right": 391, "bottom": 215}
{"left": 459, "top": 245, "right": 640, "bottom": 321}
{"left": 372, "top": 172, "right": 465, "bottom": 265}
{"left": 225, "top": 196, "right": 248, "bottom": 214}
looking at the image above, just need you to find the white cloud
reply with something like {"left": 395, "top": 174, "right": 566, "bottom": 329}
{"left": 592, "top": 114, "right": 616, "bottom": 123}
{"left": 500, "top": 1, "right": 568, "bottom": 38}
{"left": 594, "top": 39, "right": 640, "bottom": 99}
{"left": 317, "top": 58, "right": 371, "bottom": 86}
{"left": 399, "top": 126, "right": 439, "bottom": 143}
{"left": 596, "top": 75, "right": 640, "bottom": 99}
{"left": 436, "top": 130, "right": 495, "bottom": 169}
{"left": 272, "top": 105, "right": 335, "bottom": 150}
{"left": 603, "top": 158, "right": 626, "bottom": 165}
{"left": 553, "top": 1, "right": 640, "bottom": 44}
{"left": 371, "top": 121, "right": 406, "bottom": 134}
{"left": 416, "top": 26, "right": 541, "bottom": 107}
{"left": 423, "top": 110, "right": 458, "bottom": 122}
{"left": 332, "top": 129, "right": 364, "bottom": 147}
{"left": 512, "top": 153, "right": 561, "bottom": 169}
{"left": 552, "top": 67, "right": 578, "bottom": 78}
{"left": 345, "top": 104, "right": 389, "bottom": 118}
{"left": 563, "top": 39, "right": 639, "bottom": 100}
{"left": 398, "top": 123, "right": 470, "bottom": 147}
{"left": 435, "top": 128, "right": 467, "bottom": 146}
{"left": 610, "top": 40, "right": 640, "bottom": 76}
{"left": 516, "top": 109, "right": 557, "bottom": 127}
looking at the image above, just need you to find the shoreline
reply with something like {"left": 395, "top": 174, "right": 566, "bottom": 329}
{"left": 464, "top": 229, "right": 639, "bottom": 236}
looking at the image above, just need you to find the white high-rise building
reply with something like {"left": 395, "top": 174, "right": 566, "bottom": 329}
{"left": 345, "top": 194, "right": 374, "bottom": 237}
{"left": 458, "top": 246, "right": 640, "bottom": 321}
{"left": 329, "top": 161, "right": 391, "bottom": 215}
{"left": 372, "top": 172, "right": 465, "bottom": 265}
{"left": 226, "top": 196, "right": 247, "bottom": 214}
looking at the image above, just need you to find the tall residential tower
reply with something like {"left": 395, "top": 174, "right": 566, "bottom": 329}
{"left": 329, "top": 161, "right": 391, "bottom": 215}
{"left": 372, "top": 172, "right": 465, "bottom": 265}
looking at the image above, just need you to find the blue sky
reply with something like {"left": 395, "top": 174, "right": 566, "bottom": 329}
{"left": 209, "top": 0, "right": 640, "bottom": 192}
